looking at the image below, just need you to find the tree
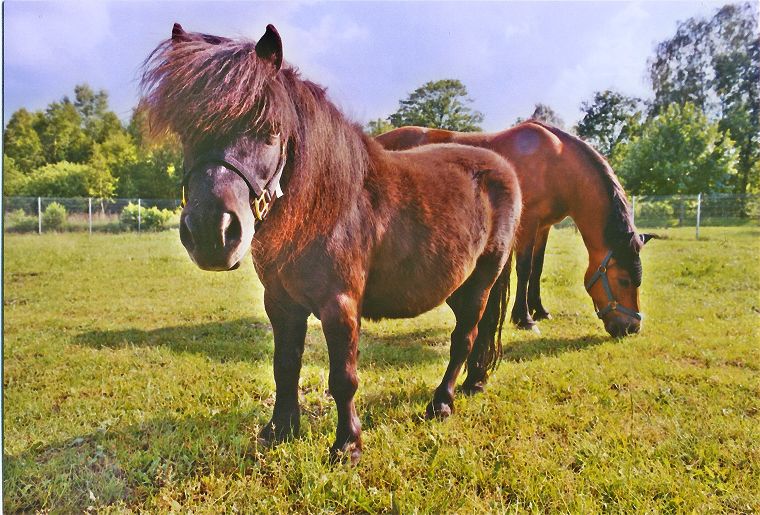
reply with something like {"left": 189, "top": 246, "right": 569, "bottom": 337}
{"left": 528, "top": 103, "right": 566, "bottom": 129}
{"left": 89, "top": 132, "right": 139, "bottom": 197}
{"left": 388, "top": 79, "right": 484, "bottom": 131}
{"left": 3, "top": 155, "right": 27, "bottom": 196}
{"left": 21, "top": 161, "right": 117, "bottom": 198}
{"left": 649, "top": 2, "right": 759, "bottom": 194}
{"left": 612, "top": 103, "right": 738, "bottom": 195}
{"left": 3, "top": 108, "right": 46, "bottom": 174}
{"left": 36, "top": 100, "right": 92, "bottom": 164}
{"left": 576, "top": 90, "right": 644, "bottom": 158}
{"left": 365, "top": 118, "right": 395, "bottom": 137}
{"left": 70, "top": 85, "right": 123, "bottom": 143}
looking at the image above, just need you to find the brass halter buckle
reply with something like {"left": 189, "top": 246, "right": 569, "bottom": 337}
{"left": 253, "top": 190, "right": 273, "bottom": 221}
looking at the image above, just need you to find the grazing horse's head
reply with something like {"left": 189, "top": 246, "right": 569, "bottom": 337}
{"left": 585, "top": 232, "right": 655, "bottom": 337}
{"left": 141, "top": 23, "right": 292, "bottom": 271}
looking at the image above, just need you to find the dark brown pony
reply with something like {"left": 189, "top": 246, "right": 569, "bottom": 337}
{"left": 376, "top": 124, "right": 654, "bottom": 337}
{"left": 141, "top": 24, "right": 522, "bottom": 464}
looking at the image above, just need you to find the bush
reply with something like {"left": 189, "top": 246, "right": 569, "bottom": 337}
{"left": 4, "top": 209, "right": 38, "bottom": 233}
{"left": 120, "top": 203, "right": 174, "bottom": 231}
{"left": 42, "top": 202, "right": 67, "bottom": 231}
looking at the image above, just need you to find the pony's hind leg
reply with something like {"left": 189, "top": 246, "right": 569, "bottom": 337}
{"left": 528, "top": 226, "right": 552, "bottom": 321}
{"left": 461, "top": 264, "right": 509, "bottom": 394}
{"left": 426, "top": 258, "right": 502, "bottom": 419}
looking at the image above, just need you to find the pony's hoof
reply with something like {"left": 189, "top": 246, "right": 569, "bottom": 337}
{"left": 532, "top": 310, "right": 552, "bottom": 321}
{"left": 460, "top": 381, "right": 486, "bottom": 395}
{"left": 329, "top": 440, "right": 362, "bottom": 465}
{"left": 425, "top": 401, "right": 453, "bottom": 420}
{"left": 258, "top": 419, "right": 298, "bottom": 447}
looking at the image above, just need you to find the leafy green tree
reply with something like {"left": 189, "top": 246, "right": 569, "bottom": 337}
{"left": 36, "top": 100, "right": 92, "bottom": 164}
{"left": 3, "top": 155, "right": 28, "bottom": 196}
{"left": 365, "top": 118, "right": 396, "bottom": 136}
{"left": 649, "top": 2, "right": 759, "bottom": 194}
{"left": 3, "top": 109, "right": 46, "bottom": 174}
{"left": 389, "top": 79, "right": 484, "bottom": 131}
{"left": 89, "top": 132, "right": 139, "bottom": 197}
{"left": 70, "top": 85, "right": 123, "bottom": 143}
{"left": 21, "top": 161, "right": 117, "bottom": 198}
{"left": 612, "top": 103, "right": 738, "bottom": 195}
{"left": 576, "top": 90, "right": 644, "bottom": 158}
{"left": 126, "top": 107, "right": 184, "bottom": 198}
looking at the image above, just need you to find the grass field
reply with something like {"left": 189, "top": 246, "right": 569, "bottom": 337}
{"left": 3, "top": 226, "right": 759, "bottom": 513}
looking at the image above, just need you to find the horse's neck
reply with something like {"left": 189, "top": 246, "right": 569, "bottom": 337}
{"left": 565, "top": 169, "right": 613, "bottom": 260}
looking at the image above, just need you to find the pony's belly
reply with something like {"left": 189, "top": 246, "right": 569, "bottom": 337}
{"left": 361, "top": 253, "right": 476, "bottom": 320}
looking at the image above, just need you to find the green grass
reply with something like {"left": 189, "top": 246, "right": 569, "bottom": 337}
{"left": 3, "top": 226, "right": 759, "bottom": 513}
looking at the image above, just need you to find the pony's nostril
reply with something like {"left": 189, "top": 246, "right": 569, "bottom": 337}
{"left": 221, "top": 211, "right": 242, "bottom": 249}
{"left": 180, "top": 214, "right": 195, "bottom": 251}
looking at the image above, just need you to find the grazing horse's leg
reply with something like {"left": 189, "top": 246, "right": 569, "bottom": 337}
{"left": 259, "top": 287, "right": 310, "bottom": 444}
{"left": 427, "top": 260, "right": 501, "bottom": 419}
{"left": 528, "top": 226, "right": 552, "bottom": 321}
{"left": 511, "top": 228, "right": 537, "bottom": 330}
{"left": 320, "top": 293, "right": 362, "bottom": 464}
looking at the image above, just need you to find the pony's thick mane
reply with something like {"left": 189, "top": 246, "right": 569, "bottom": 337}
{"left": 530, "top": 121, "right": 643, "bottom": 284}
{"left": 140, "top": 33, "right": 371, "bottom": 261}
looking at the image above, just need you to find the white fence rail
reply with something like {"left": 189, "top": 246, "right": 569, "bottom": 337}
{"left": 3, "top": 197, "right": 182, "bottom": 234}
{"left": 3, "top": 194, "right": 759, "bottom": 236}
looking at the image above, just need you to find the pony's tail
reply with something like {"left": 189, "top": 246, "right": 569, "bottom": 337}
{"left": 470, "top": 252, "right": 512, "bottom": 375}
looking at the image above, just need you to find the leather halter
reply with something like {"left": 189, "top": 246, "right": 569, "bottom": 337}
{"left": 585, "top": 250, "right": 642, "bottom": 320}
{"left": 181, "top": 139, "right": 287, "bottom": 223}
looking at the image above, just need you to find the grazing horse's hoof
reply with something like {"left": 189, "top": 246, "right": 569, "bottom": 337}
{"left": 329, "top": 440, "right": 362, "bottom": 465}
{"left": 425, "top": 401, "right": 453, "bottom": 420}
{"left": 460, "top": 381, "right": 486, "bottom": 395}
{"left": 514, "top": 319, "right": 541, "bottom": 334}
{"left": 532, "top": 310, "right": 552, "bottom": 321}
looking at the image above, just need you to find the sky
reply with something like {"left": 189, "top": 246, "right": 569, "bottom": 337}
{"left": 2, "top": 1, "right": 730, "bottom": 131}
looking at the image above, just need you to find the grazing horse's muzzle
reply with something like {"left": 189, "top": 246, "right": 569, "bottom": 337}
{"left": 604, "top": 316, "right": 641, "bottom": 338}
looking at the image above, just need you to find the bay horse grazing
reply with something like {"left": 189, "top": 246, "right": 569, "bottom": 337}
{"left": 376, "top": 124, "right": 655, "bottom": 337}
{"left": 141, "top": 24, "right": 522, "bottom": 464}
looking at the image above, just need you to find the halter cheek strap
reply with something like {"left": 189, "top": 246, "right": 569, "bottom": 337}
{"left": 585, "top": 250, "right": 642, "bottom": 320}
{"left": 181, "top": 140, "right": 287, "bottom": 225}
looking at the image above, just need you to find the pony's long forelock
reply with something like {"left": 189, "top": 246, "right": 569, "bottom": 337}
{"left": 141, "top": 29, "right": 372, "bottom": 262}
{"left": 140, "top": 37, "right": 296, "bottom": 144}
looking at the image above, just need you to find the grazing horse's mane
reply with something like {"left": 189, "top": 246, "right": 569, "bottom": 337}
{"left": 140, "top": 35, "right": 372, "bottom": 260}
{"left": 529, "top": 121, "right": 643, "bottom": 284}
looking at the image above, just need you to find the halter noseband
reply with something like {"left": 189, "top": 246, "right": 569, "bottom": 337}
{"left": 181, "top": 139, "right": 287, "bottom": 224}
{"left": 585, "top": 250, "right": 642, "bottom": 321}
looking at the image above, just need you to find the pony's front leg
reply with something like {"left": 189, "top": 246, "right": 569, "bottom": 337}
{"left": 259, "top": 288, "right": 310, "bottom": 445}
{"left": 319, "top": 294, "right": 362, "bottom": 464}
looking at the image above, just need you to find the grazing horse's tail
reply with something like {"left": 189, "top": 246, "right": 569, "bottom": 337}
{"left": 470, "top": 252, "right": 513, "bottom": 374}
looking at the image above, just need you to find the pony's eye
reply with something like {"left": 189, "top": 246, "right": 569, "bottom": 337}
{"left": 618, "top": 278, "right": 631, "bottom": 288}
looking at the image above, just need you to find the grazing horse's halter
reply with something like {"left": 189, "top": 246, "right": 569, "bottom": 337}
{"left": 585, "top": 250, "right": 642, "bottom": 321}
{"left": 181, "top": 138, "right": 287, "bottom": 223}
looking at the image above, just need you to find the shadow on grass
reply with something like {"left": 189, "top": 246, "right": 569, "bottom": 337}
{"left": 501, "top": 333, "right": 609, "bottom": 362}
{"left": 74, "top": 318, "right": 449, "bottom": 369}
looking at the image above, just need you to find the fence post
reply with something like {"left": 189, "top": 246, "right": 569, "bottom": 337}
{"left": 37, "top": 197, "right": 42, "bottom": 235}
{"left": 138, "top": 198, "right": 142, "bottom": 233}
{"left": 696, "top": 193, "right": 702, "bottom": 240}
{"left": 631, "top": 195, "right": 636, "bottom": 224}
{"left": 88, "top": 197, "right": 93, "bottom": 235}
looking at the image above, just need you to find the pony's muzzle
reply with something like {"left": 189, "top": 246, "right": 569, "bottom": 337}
{"left": 180, "top": 209, "right": 247, "bottom": 271}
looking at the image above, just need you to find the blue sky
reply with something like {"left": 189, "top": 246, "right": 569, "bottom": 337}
{"left": 3, "top": 1, "right": 727, "bottom": 131}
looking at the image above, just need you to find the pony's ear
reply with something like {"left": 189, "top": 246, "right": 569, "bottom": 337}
{"left": 172, "top": 23, "right": 191, "bottom": 43}
{"left": 255, "top": 24, "right": 283, "bottom": 71}
{"left": 640, "top": 233, "right": 658, "bottom": 245}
